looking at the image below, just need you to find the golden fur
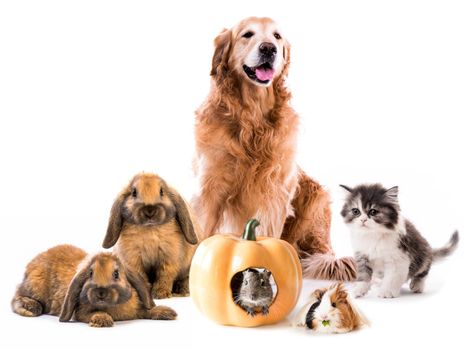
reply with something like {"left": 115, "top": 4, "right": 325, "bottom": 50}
{"left": 103, "top": 173, "right": 200, "bottom": 299}
{"left": 12, "top": 245, "right": 176, "bottom": 327}
{"left": 192, "top": 17, "right": 356, "bottom": 280}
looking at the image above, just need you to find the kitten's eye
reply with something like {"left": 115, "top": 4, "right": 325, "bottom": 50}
{"left": 369, "top": 209, "right": 378, "bottom": 216}
{"left": 160, "top": 188, "right": 164, "bottom": 197}
{"left": 274, "top": 32, "right": 281, "bottom": 40}
{"left": 244, "top": 280, "right": 248, "bottom": 286}
{"left": 242, "top": 31, "right": 254, "bottom": 38}
{"left": 331, "top": 302, "right": 336, "bottom": 308}
{"left": 260, "top": 279, "right": 265, "bottom": 287}
{"left": 89, "top": 269, "right": 93, "bottom": 278}
{"left": 351, "top": 208, "right": 360, "bottom": 216}
{"left": 113, "top": 270, "right": 119, "bottom": 280}
{"left": 131, "top": 188, "right": 137, "bottom": 198}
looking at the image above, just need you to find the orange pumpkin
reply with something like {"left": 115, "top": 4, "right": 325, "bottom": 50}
{"left": 189, "top": 219, "right": 303, "bottom": 327}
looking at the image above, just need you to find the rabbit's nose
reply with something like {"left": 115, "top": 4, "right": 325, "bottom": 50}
{"left": 96, "top": 288, "right": 108, "bottom": 299}
{"left": 142, "top": 205, "right": 156, "bottom": 218}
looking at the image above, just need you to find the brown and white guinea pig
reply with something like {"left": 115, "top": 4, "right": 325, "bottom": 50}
{"left": 12, "top": 244, "right": 177, "bottom": 327}
{"left": 292, "top": 283, "right": 368, "bottom": 334}
{"left": 102, "top": 173, "right": 201, "bottom": 299}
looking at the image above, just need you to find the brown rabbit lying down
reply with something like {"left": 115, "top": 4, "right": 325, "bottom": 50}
{"left": 12, "top": 245, "right": 177, "bottom": 327}
{"left": 102, "top": 173, "right": 200, "bottom": 299}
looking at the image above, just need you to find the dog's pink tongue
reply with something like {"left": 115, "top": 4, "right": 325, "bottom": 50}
{"left": 255, "top": 67, "right": 274, "bottom": 81}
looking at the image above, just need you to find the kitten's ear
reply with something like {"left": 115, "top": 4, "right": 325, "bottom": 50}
{"left": 339, "top": 185, "right": 353, "bottom": 193}
{"left": 384, "top": 186, "right": 399, "bottom": 201}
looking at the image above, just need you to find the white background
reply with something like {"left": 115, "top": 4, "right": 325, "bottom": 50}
{"left": 0, "top": 0, "right": 463, "bottom": 349}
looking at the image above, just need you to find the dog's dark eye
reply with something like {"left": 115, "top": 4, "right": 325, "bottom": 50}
{"left": 131, "top": 188, "right": 137, "bottom": 198}
{"left": 113, "top": 270, "right": 119, "bottom": 280}
{"left": 369, "top": 209, "right": 378, "bottom": 216}
{"left": 160, "top": 188, "right": 164, "bottom": 197}
{"left": 332, "top": 302, "right": 336, "bottom": 308}
{"left": 274, "top": 32, "right": 281, "bottom": 40}
{"left": 89, "top": 269, "right": 93, "bottom": 278}
{"left": 351, "top": 208, "right": 360, "bottom": 216}
{"left": 242, "top": 31, "right": 254, "bottom": 39}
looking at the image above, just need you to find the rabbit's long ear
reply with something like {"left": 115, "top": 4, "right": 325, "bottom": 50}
{"left": 102, "top": 192, "right": 126, "bottom": 249}
{"left": 125, "top": 268, "right": 153, "bottom": 309}
{"left": 168, "top": 188, "right": 198, "bottom": 245}
{"left": 59, "top": 260, "right": 91, "bottom": 322}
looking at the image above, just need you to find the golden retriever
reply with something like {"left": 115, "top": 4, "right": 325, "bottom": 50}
{"left": 192, "top": 17, "right": 356, "bottom": 280}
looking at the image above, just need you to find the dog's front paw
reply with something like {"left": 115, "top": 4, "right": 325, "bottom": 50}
{"left": 89, "top": 313, "right": 114, "bottom": 327}
{"left": 152, "top": 287, "right": 172, "bottom": 299}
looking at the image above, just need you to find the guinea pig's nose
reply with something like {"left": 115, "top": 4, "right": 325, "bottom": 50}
{"left": 96, "top": 288, "right": 108, "bottom": 299}
{"left": 259, "top": 42, "right": 277, "bottom": 56}
{"left": 142, "top": 205, "right": 156, "bottom": 218}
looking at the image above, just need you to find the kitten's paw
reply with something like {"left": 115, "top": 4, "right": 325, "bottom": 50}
{"left": 352, "top": 282, "right": 370, "bottom": 298}
{"left": 410, "top": 278, "right": 425, "bottom": 293}
{"left": 377, "top": 289, "right": 400, "bottom": 298}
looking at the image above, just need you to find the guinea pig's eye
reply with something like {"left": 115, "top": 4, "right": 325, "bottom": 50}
{"left": 274, "top": 32, "right": 281, "bottom": 40}
{"left": 242, "top": 31, "right": 254, "bottom": 39}
{"left": 89, "top": 269, "right": 93, "bottom": 278}
{"left": 244, "top": 280, "right": 248, "bottom": 286}
{"left": 369, "top": 209, "right": 378, "bottom": 216}
{"left": 131, "top": 188, "right": 137, "bottom": 198}
{"left": 113, "top": 270, "right": 119, "bottom": 280}
{"left": 160, "top": 188, "right": 164, "bottom": 197}
{"left": 331, "top": 302, "right": 336, "bottom": 308}
{"left": 351, "top": 208, "right": 360, "bottom": 216}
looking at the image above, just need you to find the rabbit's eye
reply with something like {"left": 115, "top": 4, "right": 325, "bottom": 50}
{"left": 113, "top": 270, "right": 119, "bottom": 280}
{"left": 131, "top": 188, "right": 137, "bottom": 198}
{"left": 160, "top": 188, "right": 164, "bottom": 197}
{"left": 89, "top": 269, "right": 93, "bottom": 278}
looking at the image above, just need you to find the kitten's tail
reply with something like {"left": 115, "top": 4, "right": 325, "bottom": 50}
{"left": 301, "top": 253, "right": 357, "bottom": 281}
{"left": 433, "top": 231, "right": 459, "bottom": 260}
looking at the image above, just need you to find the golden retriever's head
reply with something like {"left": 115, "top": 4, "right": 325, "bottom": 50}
{"left": 211, "top": 17, "right": 289, "bottom": 87}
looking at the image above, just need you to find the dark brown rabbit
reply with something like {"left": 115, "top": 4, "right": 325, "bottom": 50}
{"left": 102, "top": 173, "right": 200, "bottom": 299}
{"left": 12, "top": 245, "right": 177, "bottom": 327}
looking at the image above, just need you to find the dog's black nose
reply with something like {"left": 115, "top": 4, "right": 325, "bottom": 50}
{"left": 259, "top": 42, "right": 277, "bottom": 56}
{"left": 96, "top": 288, "right": 108, "bottom": 300}
{"left": 142, "top": 205, "right": 156, "bottom": 218}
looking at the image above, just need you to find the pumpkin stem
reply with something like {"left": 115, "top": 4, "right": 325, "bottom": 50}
{"left": 242, "top": 219, "right": 260, "bottom": 241}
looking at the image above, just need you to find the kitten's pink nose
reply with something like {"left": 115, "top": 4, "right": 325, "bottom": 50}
{"left": 320, "top": 315, "right": 328, "bottom": 320}
{"left": 361, "top": 218, "right": 368, "bottom": 223}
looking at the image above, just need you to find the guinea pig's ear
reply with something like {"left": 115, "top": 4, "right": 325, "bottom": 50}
{"left": 168, "top": 188, "right": 198, "bottom": 245}
{"left": 211, "top": 28, "right": 232, "bottom": 77}
{"left": 59, "top": 261, "right": 90, "bottom": 322}
{"left": 125, "top": 268, "right": 154, "bottom": 310}
{"left": 102, "top": 192, "right": 127, "bottom": 249}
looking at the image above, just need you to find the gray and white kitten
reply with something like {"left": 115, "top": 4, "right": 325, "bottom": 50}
{"left": 340, "top": 183, "right": 459, "bottom": 298}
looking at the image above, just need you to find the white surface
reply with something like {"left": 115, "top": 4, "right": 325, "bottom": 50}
{"left": 0, "top": 1, "right": 463, "bottom": 349}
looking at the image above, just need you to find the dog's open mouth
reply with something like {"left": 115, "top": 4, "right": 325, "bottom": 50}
{"left": 243, "top": 62, "right": 275, "bottom": 84}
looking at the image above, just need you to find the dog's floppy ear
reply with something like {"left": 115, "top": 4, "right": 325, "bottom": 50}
{"left": 125, "top": 268, "right": 154, "bottom": 309}
{"left": 211, "top": 28, "right": 232, "bottom": 76}
{"left": 102, "top": 191, "right": 127, "bottom": 249}
{"left": 168, "top": 188, "right": 198, "bottom": 245}
{"left": 59, "top": 260, "right": 91, "bottom": 322}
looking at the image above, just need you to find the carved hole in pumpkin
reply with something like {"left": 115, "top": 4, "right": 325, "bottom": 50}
{"left": 230, "top": 267, "right": 278, "bottom": 316}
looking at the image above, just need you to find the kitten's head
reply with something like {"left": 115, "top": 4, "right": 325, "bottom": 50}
{"left": 340, "top": 183, "right": 400, "bottom": 232}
